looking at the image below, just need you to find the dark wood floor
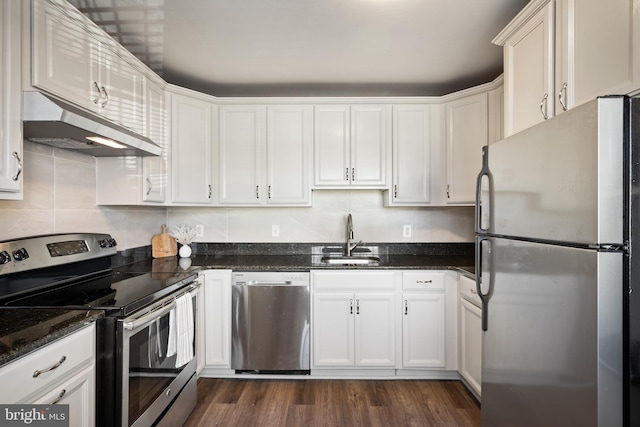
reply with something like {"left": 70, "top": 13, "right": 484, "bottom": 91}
{"left": 184, "top": 378, "right": 480, "bottom": 427}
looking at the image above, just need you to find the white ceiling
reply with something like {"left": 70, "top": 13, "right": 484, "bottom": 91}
{"left": 69, "top": 0, "right": 529, "bottom": 97}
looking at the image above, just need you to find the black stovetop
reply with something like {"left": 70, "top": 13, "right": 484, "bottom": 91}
{"left": 0, "top": 259, "right": 199, "bottom": 317}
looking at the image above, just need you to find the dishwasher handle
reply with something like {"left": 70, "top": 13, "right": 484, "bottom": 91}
{"left": 234, "top": 280, "right": 295, "bottom": 286}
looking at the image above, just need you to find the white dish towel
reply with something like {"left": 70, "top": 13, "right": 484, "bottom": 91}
{"left": 166, "top": 291, "right": 194, "bottom": 368}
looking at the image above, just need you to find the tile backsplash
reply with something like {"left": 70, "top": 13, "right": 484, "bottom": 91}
{"left": 0, "top": 142, "right": 475, "bottom": 250}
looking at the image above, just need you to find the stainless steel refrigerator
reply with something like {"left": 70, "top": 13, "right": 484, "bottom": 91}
{"left": 475, "top": 96, "right": 640, "bottom": 427}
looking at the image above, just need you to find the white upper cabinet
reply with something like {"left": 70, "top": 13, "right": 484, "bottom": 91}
{"left": 495, "top": 0, "right": 640, "bottom": 137}
{"left": 445, "top": 92, "right": 488, "bottom": 205}
{"left": 170, "top": 90, "right": 216, "bottom": 204}
{"left": 386, "top": 105, "right": 431, "bottom": 206}
{"left": 219, "top": 104, "right": 312, "bottom": 206}
{"left": 314, "top": 104, "right": 389, "bottom": 188}
{"left": 0, "top": 0, "right": 23, "bottom": 199}
{"left": 495, "top": 0, "right": 554, "bottom": 137}
{"left": 31, "top": 0, "right": 145, "bottom": 134}
{"left": 555, "top": 0, "right": 639, "bottom": 112}
{"left": 142, "top": 79, "right": 167, "bottom": 202}
{"left": 219, "top": 105, "right": 265, "bottom": 205}
{"left": 31, "top": 0, "right": 94, "bottom": 111}
{"left": 95, "top": 43, "right": 144, "bottom": 135}
{"left": 266, "top": 105, "right": 313, "bottom": 205}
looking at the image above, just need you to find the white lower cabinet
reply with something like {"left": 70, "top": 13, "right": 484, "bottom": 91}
{"left": 201, "top": 270, "right": 232, "bottom": 374}
{"left": 33, "top": 364, "right": 95, "bottom": 426}
{"left": 0, "top": 324, "right": 96, "bottom": 426}
{"left": 402, "top": 293, "right": 446, "bottom": 368}
{"left": 458, "top": 274, "right": 482, "bottom": 398}
{"left": 311, "top": 271, "right": 397, "bottom": 369}
{"left": 313, "top": 292, "right": 396, "bottom": 367}
{"left": 401, "top": 271, "right": 448, "bottom": 369}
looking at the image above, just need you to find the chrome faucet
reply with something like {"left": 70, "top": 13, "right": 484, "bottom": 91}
{"left": 346, "top": 213, "right": 362, "bottom": 256}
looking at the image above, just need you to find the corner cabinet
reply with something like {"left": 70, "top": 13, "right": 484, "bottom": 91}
{"left": 445, "top": 92, "right": 488, "bottom": 205}
{"left": 169, "top": 88, "right": 216, "bottom": 204}
{"left": 314, "top": 105, "right": 389, "bottom": 188}
{"left": 95, "top": 78, "right": 167, "bottom": 205}
{"left": 141, "top": 78, "right": 167, "bottom": 202}
{"left": 218, "top": 105, "right": 312, "bottom": 206}
{"left": 385, "top": 105, "right": 432, "bottom": 206}
{"left": 0, "top": 0, "right": 22, "bottom": 199}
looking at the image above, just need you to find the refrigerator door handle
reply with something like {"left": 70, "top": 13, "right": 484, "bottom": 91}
{"left": 475, "top": 235, "right": 491, "bottom": 331}
{"left": 475, "top": 145, "right": 493, "bottom": 234}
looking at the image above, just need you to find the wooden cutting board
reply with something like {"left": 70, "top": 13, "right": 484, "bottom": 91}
{"left": 152, "top": 224, "right": 177, "bottom": 258}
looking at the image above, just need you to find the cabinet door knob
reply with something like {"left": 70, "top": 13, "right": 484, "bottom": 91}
{"left": 345, "top": 168, "right": 349, "bottom": 181}
{"left": 394, "top": 185, "right": 398, "bottom": 198}
{"left": 349, "top": 298, "right": 353, "bottom": 314}
{"left": 146, "top": 178, "right": 152, "bottom": 195}
{"left": 208, "top": 184, "right": 212, "bottom": 199}
{"left": 356, "top": 298, "right": 360, "bottom": 315}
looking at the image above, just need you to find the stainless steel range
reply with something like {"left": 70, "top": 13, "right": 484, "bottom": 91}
{"left": 0, "top": 233, "right": 200, "bottom": 427}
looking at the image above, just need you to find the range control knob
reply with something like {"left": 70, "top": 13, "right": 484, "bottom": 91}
{"left": 12, "top": 248, "right": 29, "bottom": 261}
{"left": 108, "top": 238, "right": 117, "bottom": 247}
{"left": 0, "top": 251, "right": 10, "bottom": 264}
{"left": 99, "top": 239, "right": 108, "bottom": 248}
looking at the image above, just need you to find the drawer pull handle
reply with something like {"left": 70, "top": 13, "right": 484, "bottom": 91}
{"left": 416, "top": 280, "right": 433, "bottom": 284}
{"left": 404, "top": 300, "right": 408, "bottom": 315}
{"left": 33, "top": 356, "right": 66, "bottom": 378}
{"left": 50, "top": 389, "right": 66, "bottom": 405}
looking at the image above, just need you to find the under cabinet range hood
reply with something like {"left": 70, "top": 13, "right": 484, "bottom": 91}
{"left": 22, "top": 92, "right": 162, "bottom": 157}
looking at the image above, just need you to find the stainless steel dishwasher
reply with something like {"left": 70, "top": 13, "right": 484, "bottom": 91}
{"left": 231, "top": 271, "right": 310, "bottom": 373}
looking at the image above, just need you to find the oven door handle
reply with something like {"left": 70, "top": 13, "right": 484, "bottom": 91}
{"left": 123, "top": 301, "right": 177, "bottom": 331}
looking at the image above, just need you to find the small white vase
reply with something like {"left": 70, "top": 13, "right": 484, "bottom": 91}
{"left": 179, "top": 244, "right": 192, "bottom": 258}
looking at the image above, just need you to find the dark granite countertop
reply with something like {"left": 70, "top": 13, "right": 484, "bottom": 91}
{"left": 188, "top": 253, "right": 474, "bottom": 272}
{"left": 0, "top": 308, "right": 104, "bottom": 367}
{"left": 185, "top": 242, "right": 475, "bottom": 273}
{"left": 0, "top": 242, "right": 474, "bottom": 369}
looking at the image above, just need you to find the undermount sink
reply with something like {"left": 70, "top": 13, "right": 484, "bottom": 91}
{"left": 320, "top": 256, "right": 381, "bottom": 266}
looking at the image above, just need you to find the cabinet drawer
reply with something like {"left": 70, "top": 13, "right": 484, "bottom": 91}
{"left": 0, "top": 324, "right": 95, "bottom": 403}
{"left": 312, "top": 271, "right": 397, "bottom": 291}
{"left": 402, "top": 272, "right": 445, "bottom": 291}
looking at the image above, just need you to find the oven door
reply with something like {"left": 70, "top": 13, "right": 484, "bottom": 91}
{"left": 120, "top": 282, "right": 199, "bottom": 427}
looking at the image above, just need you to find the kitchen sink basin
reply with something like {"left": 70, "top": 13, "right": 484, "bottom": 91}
{"left": 320, "top": 256, "right": 381, "bottom": 266}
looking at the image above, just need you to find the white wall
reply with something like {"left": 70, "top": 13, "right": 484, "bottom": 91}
{"left": 0, "top": 142, "right": 475, "bottom": 249}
